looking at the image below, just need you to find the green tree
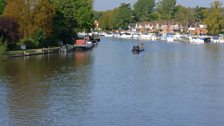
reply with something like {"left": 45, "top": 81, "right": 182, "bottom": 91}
{"left": 93, "top": 11, "right": 103, "bottom": 21}
{"left": 194, "top": 6, "right": 206, "bottom": 22}
{"left": 157, "top": 0, "right": 176, "bottom": 20}
{"left": 52, "top": 0, "right": 77, "bottom": 43}
{"left": 74, "top": 0, "right": 94, "bottom": 32}
{"left": 149, "top": 11, "right": 161, "bottom": 21}
{"left": 0, "top": 0, "right": 6, "bottom": 15}
{"left": 98, "top": 10, "right": 114, "bottom": 30}
{"left": 113, "top": 3, "right": 133, "bottom": 29}
{"left": 174, "top": 5, "right": 195, "bottom": 25}
{"left": 52, "top": 0, "right": 94, "bottom": 43}
{"left": 134, "top": 0, "right": 155, "bottom": 21}
{"left": 204, "top": 1, "right": 224, "bottom": 35}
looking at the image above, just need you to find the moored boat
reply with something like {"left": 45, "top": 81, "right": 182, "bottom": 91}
{"left": 74, "top": 38, "right": 94, "bottom": 51}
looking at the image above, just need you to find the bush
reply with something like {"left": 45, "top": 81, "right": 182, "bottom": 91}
{"left": 0, "top": 38, "right": 7, "bottom": 60}
{"left": 7, "top": 42, "right": 20, "bottom": 50}
{"left": 33, "top": 29, "right": 46, "bottom": 47}
{"left": 20, "top": 38, "right": 39, "bottom": 49}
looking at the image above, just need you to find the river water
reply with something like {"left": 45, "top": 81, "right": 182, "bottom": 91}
{"left": 0, "top": 38, "right": 224, "bottom": 126}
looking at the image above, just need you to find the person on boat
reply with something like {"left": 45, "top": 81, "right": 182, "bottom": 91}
{"left": 139, "top": 42, "right": 144, "bottom": 49}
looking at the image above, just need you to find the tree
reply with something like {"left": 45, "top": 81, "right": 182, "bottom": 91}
{"left": 4, "top": 0, "right": 55, "bottom": 48}
{"left": 113, "top": 3, "right": 133, "bottom": 29}
{"left": 52, "top": 0, "right": 94, "bottom": 43}
{"left": 0, "top": 17, "right": 19, "bottom": 43}
{"left": 0, "top": 0, "right": 6, "bottom": 15}
{"left": 149, "top": 11, "right": 161, "bottom": 21}
{"left": 74, "top": 0, "right": 94, "bottom": 32}
{"left": 194, "top": 6, "right": 206, "bottom": 22}
{"left": 174, "top": 5, "right": 195, "bottom": 25}
{"left": 93, "top": 11, "right": 103, "bottom": 21}
{"left": 134, "top": 0, "right": 155, "bottom": 21}
{"left": 3, "top": 0, "right": 25, "bottom": 37}
{"left": 204, "top": 1, "right": 224, "bottom": 35}
{"left": 157, "top": 0, "right": 176, "bottom": 20}
{"left": 98, "top": 3, "right": 133, "bottom": 30}
{"left": 98, "top": 9, "right": 117, "bottom": 30}
{"left": 4, "top": 0, "right": 55, "bottom": 37}
{"left": 33, "top": 0, "right": 55, "bottom": 35}
{"left": 52, "top": 0, "right": 77, "bottom": 43}
{"left": 99, "top": 10, "right": 112, "bottom": 30}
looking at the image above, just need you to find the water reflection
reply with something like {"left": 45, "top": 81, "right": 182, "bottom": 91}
{"left": 1, "top": 38, "right": 224, "bottom": 126}
{"left": 0, "top": 51, "right": 94, "bottom": 126}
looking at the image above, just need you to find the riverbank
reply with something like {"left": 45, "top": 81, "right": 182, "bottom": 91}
{"left": 5, "top": 47, "right": 60, "bottom": 58}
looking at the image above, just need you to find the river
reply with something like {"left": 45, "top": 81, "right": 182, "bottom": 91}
{"left": 0, "top": 37, "right": 224, "bottom": 126}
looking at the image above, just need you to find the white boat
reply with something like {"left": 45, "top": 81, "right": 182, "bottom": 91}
{"left": 119, "top": 32, "right": 132, "bottom": 39}
{"left": 189, "top": 37, "right": 205, "bottom": 44}
{"left": 131, "top": 32, "right": 140, "bottom": 39}
{"left": 104, "top": 32, "right": 114, "bottom": 37}
{"left": 166, "top": 35, "right": 175, "bottom": 42}
{"left": 139, "top": 33, "right": 151, "bottom": 40}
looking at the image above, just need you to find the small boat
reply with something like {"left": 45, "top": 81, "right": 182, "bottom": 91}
{"left": 132, "top": 43, "right": 144, "bottom": 54}
{"left": 74, "top": 38, "right": 94, "bottom": 51}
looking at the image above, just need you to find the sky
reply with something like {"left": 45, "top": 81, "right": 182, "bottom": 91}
{"left": 94, "top": 0, "right": 224, "bottom": 11}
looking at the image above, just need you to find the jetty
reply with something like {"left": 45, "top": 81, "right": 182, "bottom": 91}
{"left": 6, "top": 47, "right": 60, "bottom": 58}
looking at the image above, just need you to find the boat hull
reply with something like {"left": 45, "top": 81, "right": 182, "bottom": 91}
{"left": 74, "top": 43, "right": 94, "bottom": 51}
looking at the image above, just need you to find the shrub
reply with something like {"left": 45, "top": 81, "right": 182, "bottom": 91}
{"left": 0, "top": 37, "right": 7, "bottom": 60}
{"left": 20, "top": 38, "right": 39, "bottom": 49}
{"left": 32, "top": 29, "right": 46, "bottom": 47}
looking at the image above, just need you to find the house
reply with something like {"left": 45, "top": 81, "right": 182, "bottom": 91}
{"left": 188, "top": 23, "right": 208, "bottom": 35}
{"left": 129, "top": 21, "right": 184, "bottom": 34}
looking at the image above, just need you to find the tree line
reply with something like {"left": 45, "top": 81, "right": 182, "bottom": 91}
{"left": 95, "top": 0, "right": 224, "bottom": 35}
{"left": 0, "top": 0, "right": 94, "bottom": 50}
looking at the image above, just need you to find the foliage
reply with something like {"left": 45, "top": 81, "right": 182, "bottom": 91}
{"left": 52, "top": 0, "right": 77, "bottom": 44}
{"left": 194, "top": 6, "right": 206, "bottom": 22}
{"left": 149, "top": 12, "right": 161, "bottom": 21}
{"left": 134, "top": 0, "right": 155, "bottom": 21}
{"left": 0, "top": 17, "right": 19, "bottom": 43}
{"left": 20, "top": 38, "right": 39, "bottom": 49}
{"left": 74, "top": 0, "right": 94, "bottom": 31}
{"left": 98, "top": 10, "right": 116, "bottom": 30}
{"left": 3, "top": 0, "right": 26, "bottom": 37}
{"left": 204, "top": 1, "right": 224, "bottom": 35}
{"left": 113, "top": 3, "right": 133, "bottom": 29}
{"left": 51, "top": 0, "right": 94, "bottom": 43}
{"left": 33, "top": 0, "right": 55, "bottom": 36}
{"left": 157, "top": 0, "right": 176, "bottom": 20}
{"left": 4, "top": 0, "right": 55, "bottom": 39}
{"left": 93, "top": 11, "right": 103, "bottom": 20}
{"left": 0, "top": 37, "right": 7, "bottom": 60}
{"left": 0, "top": 0, "right": 6, "bottom": 15}
{"left": 32, "top": 29, "right": 46, "bottom": 47}
{"left": 173, "top": 5, "right": 195, "bottom": 25}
